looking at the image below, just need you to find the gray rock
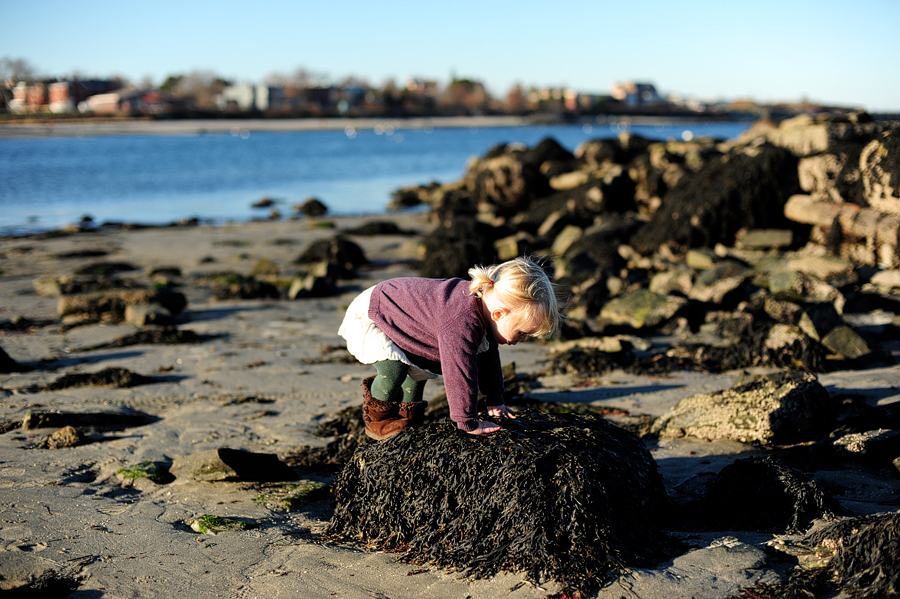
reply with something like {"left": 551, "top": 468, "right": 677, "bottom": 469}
{"left": 860, "top": 126, "right": 900, "bottom": 214}
{"left": 43, "top": 425, "right": 83, "bottom": 449}
{"left": 124, "top": 303, "right": 174, "bottom": 327}
{"left": 651, "top": 371, "right": 835, "bottom": 445}
{"left": 798, "top": 303, "right": 844, "bottom": 341}
{"left": 649, "top": 266, "right": 694, "bottom": 296}
{"left": 493, "top": 232, "right": 535, "bottom": 261}
{"left": 821, "top": 325, "right": 871, "bottom": 359}
{"left": 834, "top": 429, "right": 900, "bottom": 462}
{"left": 600, "top": 289, "right": 687, "bottom": 329}
{"left": 735, "top": 229, "right": 794, "bottom": 249}
{"left": 769, "top": 269, "right": 845, "bottom": 312}
{"left": 689, "top": 260, "right": 751, "bottom": 304}
{"left": 171, "top": 448, "right": 298, "bottom": 482}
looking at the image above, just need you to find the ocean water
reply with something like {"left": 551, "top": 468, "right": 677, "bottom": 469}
{"left": 0, "top": 120, "right": 752, "bottom": 235}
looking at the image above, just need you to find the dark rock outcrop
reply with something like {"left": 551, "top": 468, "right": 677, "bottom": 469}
{"left": 631, "top": 143, "right": 802, "bottom": 254}
{"left": 680, "top": 456, "right": 844, "bottom": 534}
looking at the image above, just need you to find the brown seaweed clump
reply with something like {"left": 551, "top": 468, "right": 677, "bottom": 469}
{"left": 41, "top": 367, "right": 157, "bottom": 391}
{"left": 326, "top": 410, "right": 672, "bottom": 596}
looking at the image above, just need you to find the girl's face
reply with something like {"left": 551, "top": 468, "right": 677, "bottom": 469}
{"left": 489, "top": 307, "right": 536, "bottom": 345}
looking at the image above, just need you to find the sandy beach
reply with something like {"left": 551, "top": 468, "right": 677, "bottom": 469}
{"left": 2, "top": 213, "right": 899, "bottom": 598}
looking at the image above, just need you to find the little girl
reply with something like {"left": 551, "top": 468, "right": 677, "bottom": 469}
{"left": 338, "top": 256, "right": 561, "bottom": 440}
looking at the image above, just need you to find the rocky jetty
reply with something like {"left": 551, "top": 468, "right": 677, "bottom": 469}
{"left": 397, "top": 112, "right": 900, "bottom": 376}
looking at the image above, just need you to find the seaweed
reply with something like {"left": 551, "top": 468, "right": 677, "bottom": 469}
{"left": 74, "top": 326, "right": 206, "bottom": 351}
{"left": 326, "top": 410, "right": 673, "bottom": 596}
{"left": 41, "top": 367, "right": 157, "bottom": 391}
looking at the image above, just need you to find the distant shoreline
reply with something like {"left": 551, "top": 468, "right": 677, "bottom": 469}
{"left": 0, "top": 114, "right": 752, "bottom": 138}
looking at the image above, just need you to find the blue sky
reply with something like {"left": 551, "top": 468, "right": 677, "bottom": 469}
{"left": 2, "top": 0, "right": 899, "bottom": 111}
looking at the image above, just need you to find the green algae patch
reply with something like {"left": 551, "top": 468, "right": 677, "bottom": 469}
{"left": 253, "top": 480, "right": 329, "bottom": 512}
{"left": 116, "top": 461, "right": 171, "bottom": 484}
{"left": 189, "top": 514, "right": 259, "bottom": 535}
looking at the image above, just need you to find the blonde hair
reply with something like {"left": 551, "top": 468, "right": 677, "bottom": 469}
{"left": 468, "top": 256, "right": 562, "bottom": 338}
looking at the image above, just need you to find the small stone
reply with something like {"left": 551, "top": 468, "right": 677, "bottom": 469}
{"left": 124, "top": 303, "right": 174, "bottom": 327}
{"left": 45, "top": 426, "right": 83, "bottom": 449}
{"left": 600, "top": 289, "right": 687, "bottom": 329}
{"left": 735, "top": 229, "right": 793, "bottom": 249}
{"left": 821, "top": 325, "right": 871, "bottom": 359}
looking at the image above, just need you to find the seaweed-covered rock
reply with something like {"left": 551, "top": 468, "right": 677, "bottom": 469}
{"left": 463, "top": 150, "right": 550, "bottom": 215}
{"left": 682, "top": 456, "right": 843, "bottom": 534}
{"left": 755, "top": 512, "right": 900, "bottom": 599}
{"left": 73, "top": 326, "right": 204, "bottom": 352}
{"left": 200, "top": 272, "right": 281, "bottom": 300}
{"left": 293, "top": 236, "right": 368, "bottom": 279}
{"left": 833, "top": 429, "right": 900, "bottom": 464}
{"left": 22, "top": 408, "right": 154, "bottom": 432}
{"left": 40, "top": 367, "right": 158, "bottom": 391}
{"left": 326, "top": 411, "right": 671, "bottom": 594}
{"left": 296, "top": 197, "right": 328, "bottom": 217}
{"left": 555, "top": 213, "right": 639, "bottom": 284}
{"left": 57, "top": 288, "right": 187, "bottom": 320}
{"left": 417, "top": 217, "right": 502, "bottom": 279}
{"left": 630, "top": 143, "right": 801, "bottom": 254}
{"left": 650, "top": 371, "right": 835, "bottom": 445}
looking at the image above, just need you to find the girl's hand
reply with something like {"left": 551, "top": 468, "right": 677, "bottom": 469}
{"left": 466, "top": 420, "right": 501, "bottom": 435}
{"left": 487, "top": 405, "right": 516, "bottom": 419}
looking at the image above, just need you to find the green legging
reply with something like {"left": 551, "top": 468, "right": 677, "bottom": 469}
{"left": 372, "top": 360, "right": 426, "bottom": 403}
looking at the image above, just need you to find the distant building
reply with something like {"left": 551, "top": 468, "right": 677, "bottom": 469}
{"left": 214, "top": 84, "right": 283, "bottom": 112}
{"left": 406, "top": 78, "right": 437, "bottom": 97}
{"left": 610, "top": 81, "right": 664, "bottom": 106}
{"left": 9, "top": 79, "right": 121, "bottom": 113}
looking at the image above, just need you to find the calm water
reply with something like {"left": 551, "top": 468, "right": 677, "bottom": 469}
{"left": 0, "top": 121, "right": 751, "bottom": 235}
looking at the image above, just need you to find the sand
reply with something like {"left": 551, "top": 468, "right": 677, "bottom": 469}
{"left": 2, "top": 213, "right": 899, "bottom": 598}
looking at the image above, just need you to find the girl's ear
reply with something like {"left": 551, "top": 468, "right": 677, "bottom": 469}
{"left": 491, "top": 307, "right": 509, "bottom": 322}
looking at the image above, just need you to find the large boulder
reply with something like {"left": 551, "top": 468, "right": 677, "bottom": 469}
{"left": 747, "top": 112, "right": 884, "bottom": 156}
{"left": 463, "top": 148, "right": 550, "bottom": 215}
{"left": 326, "top": 411, "right": 671, "bottom": 595}
{"left": 630, "top": 143, "right": 802, "bottom": 254}
{"left": 797, "top": 144, "right": 866, "bottom": 204}
{"left": 650, "top": 371, "right": 835, "bottom": 445}
{"left": 511, "top": 169, "right": 636, "bottom": 239}
{"left": 293, "top": 235, "right": 368, "bottom": 279}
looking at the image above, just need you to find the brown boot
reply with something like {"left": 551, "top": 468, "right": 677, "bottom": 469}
{"left": 361, "top": 376, "right": 411, "bottom": 440}
{"left": 397, "top": 400, "right": 428, "bottom": 427}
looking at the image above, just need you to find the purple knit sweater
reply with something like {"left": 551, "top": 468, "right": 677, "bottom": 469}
{"left": 368, "top": 277, "right": 506, "bottom": 431}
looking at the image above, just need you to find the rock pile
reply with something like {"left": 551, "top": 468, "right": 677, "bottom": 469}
{"left": 394, "top": 112, "right": 900, "bottom": 374}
